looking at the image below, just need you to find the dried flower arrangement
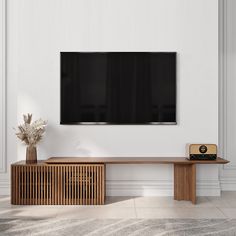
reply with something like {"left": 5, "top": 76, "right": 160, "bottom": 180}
{"left": 15, "top": 114, "right": 47, "bottom": 163}
{"left": 16, "top": 114, "right": 47, "bottom": 146}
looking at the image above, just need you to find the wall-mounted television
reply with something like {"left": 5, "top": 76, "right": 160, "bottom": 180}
{"left": 60, "top": 52, "right": 176, "bottom": 125}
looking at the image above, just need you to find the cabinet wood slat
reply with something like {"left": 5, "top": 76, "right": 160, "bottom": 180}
{"left": 11, "top": 163, "right": 104, "bottom": 205}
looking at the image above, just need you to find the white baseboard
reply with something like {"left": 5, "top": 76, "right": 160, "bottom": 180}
{"left": 0, "top": 179, "right": 222, "bottom": 197}
{"left": 106, "top": 180, "right": 221, "bottom": 196}
{"left": 106, "top": 180, "right": 173, "bottom": 196}
{"left": 220, "top": 177, "right": 236, "bottom": 191}
{"left": 0, "top": 179, "right": 10, "bottom": 195}
{"left": 197, "top": 180, "right": 221, "bottom": 196}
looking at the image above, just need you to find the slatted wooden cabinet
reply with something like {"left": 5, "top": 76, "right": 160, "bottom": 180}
{"left": 11, "top": 162, "right": 105, "bottom": 205}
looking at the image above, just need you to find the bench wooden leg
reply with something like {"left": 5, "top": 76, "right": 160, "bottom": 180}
{"left": 174, "top": 163, "right": 196, "bottom": 204}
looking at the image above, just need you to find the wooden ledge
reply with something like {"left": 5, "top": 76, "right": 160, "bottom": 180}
{"left": 45, "top": 157, "right": 229, "bottom": 165}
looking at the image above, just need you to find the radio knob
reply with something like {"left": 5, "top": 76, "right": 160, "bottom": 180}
{"left": 199, "top": 145, "right": 207, "bottom": 154}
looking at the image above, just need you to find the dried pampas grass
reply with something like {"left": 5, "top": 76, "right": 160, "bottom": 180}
{"left": 15, "top": 114, "right": 47, "bottom": 146}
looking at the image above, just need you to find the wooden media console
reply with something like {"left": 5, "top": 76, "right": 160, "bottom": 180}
{"left": 11, "top": 157, "right": 229, "bottom": 205}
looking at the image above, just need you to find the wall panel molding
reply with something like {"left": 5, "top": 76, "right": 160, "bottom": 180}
{"left": 219, "top": 0, "right": 236, "bottom": 191}
{"left": 219, "top": 0, "right": 236, "bottom": 171}
{"left": 0, "top": 0, "right": 6, "bottom": 173}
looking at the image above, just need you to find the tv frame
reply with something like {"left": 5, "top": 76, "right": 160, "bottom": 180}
{"left": 60, "top": 51, "right": 177, "bottom": 125}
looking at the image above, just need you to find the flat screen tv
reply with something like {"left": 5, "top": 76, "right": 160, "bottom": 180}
{"left": 60, "top": 52, "right": 176, "bottom": 125}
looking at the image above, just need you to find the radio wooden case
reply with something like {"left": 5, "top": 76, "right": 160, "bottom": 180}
{"left": 186, "top": 144, "right": 217, "bottom": 160}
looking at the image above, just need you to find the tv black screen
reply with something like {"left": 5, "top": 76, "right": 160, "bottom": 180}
{"left": 60, "top": 52, "right": 176, "bottom": 124}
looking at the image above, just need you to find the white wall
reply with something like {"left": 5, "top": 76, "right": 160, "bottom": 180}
{"left": 1, "top": 0, "right": 219, "bottom": 195}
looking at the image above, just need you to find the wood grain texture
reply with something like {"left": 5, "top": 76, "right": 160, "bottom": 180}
{"left": 174, "top": 164, "right": 196, "bottom": 204}
{"left": 11, "top": 163, "right": 105, "bottom": 205}
{"left": 188, "top": 144, "right": 217, "bottom": 154}
{"left": 11, "top": 157, "right": 229, "bottom": 205}
{"left": 44, "top": 157, "right": 229, "bottom": 165}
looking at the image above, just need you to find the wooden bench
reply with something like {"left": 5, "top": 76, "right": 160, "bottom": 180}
{"left": 11, "top": 157, "right": 229, "bottom": 205}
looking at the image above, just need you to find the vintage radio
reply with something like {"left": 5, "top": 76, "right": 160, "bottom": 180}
{"left": 186, "top": 144, "right": 217, "bottom": 160}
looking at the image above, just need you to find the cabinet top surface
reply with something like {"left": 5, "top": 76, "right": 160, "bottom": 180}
{"left": 12, "top": 157, "right": 229, "bottom": 165}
